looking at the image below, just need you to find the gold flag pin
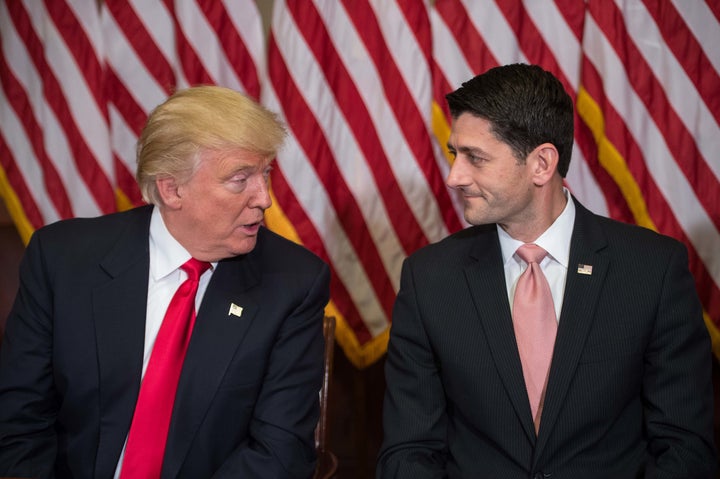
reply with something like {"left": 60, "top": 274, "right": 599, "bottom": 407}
{"left": 577, "top": 264, "right": 593, "bottom": 275}
{"left": 228, "top": 303, "right": 244, "bottom": 318}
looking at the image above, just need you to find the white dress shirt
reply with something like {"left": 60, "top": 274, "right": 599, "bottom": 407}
{"left": 498, "top": 189, "right": 576, "bottom": 322}
{"left": 143, "top": 207, "right": 215, "bottom": 375}
{"left": 114, "top": 207, "right": 215, "bottom": 478}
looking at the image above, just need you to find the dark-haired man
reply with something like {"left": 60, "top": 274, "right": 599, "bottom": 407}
{"left": 378, "top": 64, "right": 716, "bottom": 478}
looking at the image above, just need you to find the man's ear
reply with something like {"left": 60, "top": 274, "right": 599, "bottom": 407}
{"left": 531, "top": 143, "right": 559, "bottom": 186}
{"left": 156, "top": 176, "right": 182, "bottom": 209}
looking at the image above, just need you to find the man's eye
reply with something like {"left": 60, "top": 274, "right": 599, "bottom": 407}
{"left": 226, "top": 175, "right": 249, "bottom": 191}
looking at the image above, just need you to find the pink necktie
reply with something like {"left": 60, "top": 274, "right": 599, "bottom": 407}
{"left": 120, "top": 258, "right": 210, "bottom": 479}
{"left": 512, "top": 244, "right": 557, "bottom": 433}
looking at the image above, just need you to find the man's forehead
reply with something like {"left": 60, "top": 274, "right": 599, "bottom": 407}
{"left": 204, "top": 148, "right": 272, "bottom": 168}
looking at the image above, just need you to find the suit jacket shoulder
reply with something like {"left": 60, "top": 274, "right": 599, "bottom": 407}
{"left": 577, "top": 201, "right": 681, "bottom": 251}
{"left": 253, "top": 226, "right": 328, "bottom": 273}
{"left": 30, "top": 205, "right": 153, "bottom": 269}
{"left": 407, "top": 223, "right": 498, "bottom": 267}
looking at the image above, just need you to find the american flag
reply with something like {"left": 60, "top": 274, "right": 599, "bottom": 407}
{"left": 1, "top": 0, "right": 718, "bottom": 368}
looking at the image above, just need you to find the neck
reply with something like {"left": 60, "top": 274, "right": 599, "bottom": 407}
{"left": 501, "top": 185, "right": 568, "bottom": 243}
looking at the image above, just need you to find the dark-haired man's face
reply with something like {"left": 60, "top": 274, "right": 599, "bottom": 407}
{"left": 446, "top": 113, "right": 535, "bottom": 229}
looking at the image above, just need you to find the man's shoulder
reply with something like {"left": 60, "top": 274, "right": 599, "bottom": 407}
{"left": 255, "top": 226, "right": 328, "bottom": 271}
{"left": 36, "top": 205, "right": 153, "bottom": 236}
{"left": 408, "top": 224, "right": 496, "bottom": 264}
{"left": 28, "top": 206, "right": 152, "bottom": 262}
{"left": 581, "top": 206, "right": 684, "bottom": 254}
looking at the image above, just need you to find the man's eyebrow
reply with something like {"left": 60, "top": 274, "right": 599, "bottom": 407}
{"left": 227, "top": 165, "right": 253, "bottom": 173}
{"left": 447, "top": 144, "right": 487, "bottom": 156}
{"left": 224, "top": 160, "right": 274, "bottom": 177}
{"left": 221, "top": 165, "right": 256, "bottom": 179}
{"left": 235, "top": 160, "right": 267, "bottom": 171}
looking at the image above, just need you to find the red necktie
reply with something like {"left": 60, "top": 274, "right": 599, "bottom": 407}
{"left": 120, "top": 258, "right": 210, "bottom": 479}
{"left": 512, "top": 244, "right": 557, "bottom": 433}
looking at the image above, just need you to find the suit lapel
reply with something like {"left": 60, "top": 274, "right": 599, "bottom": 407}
{"left": 162, "top": 252, "right": 261, "bottom": 478}
{"left": 534, "top": 200, "right": 609, "bottom": 459}
{"left": 463, "top": 227, "right": 537, "bottom": 443}
{"left": 93, "top": 207, "right": 153, "bottom": 478}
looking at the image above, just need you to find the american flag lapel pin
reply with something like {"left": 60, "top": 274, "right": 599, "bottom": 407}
{"left": 228, "top": 303, "right": 244, "bottom": 318}
{"left": 577, "top": 264, "right": 593, "bottom": 275}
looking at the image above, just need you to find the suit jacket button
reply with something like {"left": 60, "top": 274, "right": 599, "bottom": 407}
{"left": 534, "top": 473, "right": 550, "bottom": 479}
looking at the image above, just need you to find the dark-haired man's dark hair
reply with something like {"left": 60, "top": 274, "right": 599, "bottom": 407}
{"left": 446, "top": 63, "right": 574, "bottom": 177}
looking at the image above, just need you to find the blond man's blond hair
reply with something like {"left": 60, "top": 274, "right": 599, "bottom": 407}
{"left": 136, "top": 85, "right": 286, "bottom": 205}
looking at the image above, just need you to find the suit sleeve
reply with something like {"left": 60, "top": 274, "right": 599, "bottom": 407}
{"left": 643, "top": 242, "right": 717, "bottom": 478}
{"left": 211, "top": 262, "right": 331, "bottom": 479}
{"left": 376, "top": 258, "right": 449, "bottom": 479}
{"left": 0, "top": 233, "right": 58, "bottom": 479}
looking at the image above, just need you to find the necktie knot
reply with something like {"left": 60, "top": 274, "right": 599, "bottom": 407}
{"left": 516, "top": 244, "right": 547, "bottom": 265}
{"left": 181, "top": 258, "right": 211, "bottom": 282}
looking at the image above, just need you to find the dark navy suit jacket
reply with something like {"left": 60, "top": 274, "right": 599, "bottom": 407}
{"left": 378, "top": 199, "right": 716, "bottom": 479}
{"left": 0, "top": 205, "right": 330, "bottom": 479}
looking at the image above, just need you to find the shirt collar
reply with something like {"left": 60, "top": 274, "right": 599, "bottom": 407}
{"left": 149, "top": 207, "right": 194, "bottom": 282}
{"left": 497, "top": 188, "right": 576, "bottom": 267}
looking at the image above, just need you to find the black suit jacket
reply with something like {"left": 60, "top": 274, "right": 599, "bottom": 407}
{"left": 0, "top": 205, "right": 330, "bottom": 479}
{"left": 378, "top": 199, "right": 716, "bottom": 478}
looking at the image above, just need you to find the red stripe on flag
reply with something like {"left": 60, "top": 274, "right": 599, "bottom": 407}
{"left": 45, "top": 1, "right": 106, "bottom": 115}
{"left": 641, "top": 0, "right": 720, "bottom": 125}
{"left": 553, "top": 0, "right": 586, "bottom": 40}
{"left": 287, "top": 1, "right": 432, "bottom": 255}
{"left": 342, "top": 0, "right": 463, "bottom": 235}
{"left": 9, "top": 2, "right": 115, "bottom": 216}
{"left": 432, "top": 60, "right": 454, "bottom": 120}
{"left": 195, "top": 0, "right": 261, "bottom": 99}
{"left": 268, "top": 36, "right": 398, "bottom": 319}
{"left": 0, "top": 135, "right": 45, "bottom": 230}
{"left": 589, "top": 1, "right": 720, "bottom": 234}
{"left": 581, "top": 61, "right": 720, "bottom": 323}
{"left": 580, "top": 58, "right": 684, "bottom": 240}
{"left": 105, "top": 0, "right": 176, "bottom": 94}
{"left": 434, "top": 0, "right": 499, "bottom": 74}
{"left": 706, "top": 0, "right": 720, "bottom": 24}
{"left": 0, "top": 32, "right": 73, "bottom": 219}
{"left": 270, "top": 168, "right": 373, "bottom": 343}
{"left": 397, "top": 0, "right": 432, "bottom": 67}
{"left": 105, "top": 68, "right": 148, "bottom": 137}
{"left": 571, "top": 101, "right": 635, "bottom": 224}
{"left": 162, "top": 0, "right": 213, "bottom": 85}
{"left": 495, "top": 2, "right": 577, "bottom": 95}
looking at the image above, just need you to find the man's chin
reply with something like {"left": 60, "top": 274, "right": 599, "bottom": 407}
{"left": 463, "top": 209, "right": 488, "bottom": 226}
{"left": 228, "top": 237, "right": 258, "bottom": 257}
